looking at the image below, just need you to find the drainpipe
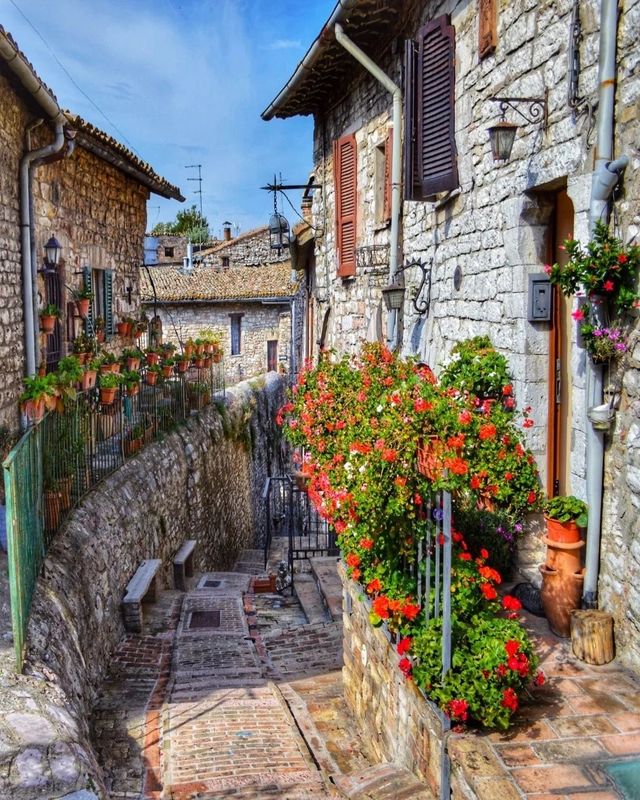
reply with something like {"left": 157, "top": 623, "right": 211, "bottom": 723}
{"left": 583, "top": 0, "right": 627, "bottom": 608}
{"left": 333, "top": 24, "right": 402, "bottom": 349}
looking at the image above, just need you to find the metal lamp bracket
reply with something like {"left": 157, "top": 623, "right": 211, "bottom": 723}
{"left": 395, "top": 257, "right": 432, "bottom": 316}
{"left": 489, "top": 88, "right": 549, "bottom": 130}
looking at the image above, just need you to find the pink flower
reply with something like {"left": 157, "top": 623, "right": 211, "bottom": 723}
{"left": 572, "top": 308, "right": 586, "bottom": 321}
{"left": 543, "top": 264, "right": 552, "bottom": 274}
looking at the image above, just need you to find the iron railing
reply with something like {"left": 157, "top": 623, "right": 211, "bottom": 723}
{"left": 3, "top": 361, "right": 225, "bottom": 670}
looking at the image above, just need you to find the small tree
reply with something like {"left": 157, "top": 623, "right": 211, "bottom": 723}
{"left": 151, "top": 205, "right": 209, "bottom": 242}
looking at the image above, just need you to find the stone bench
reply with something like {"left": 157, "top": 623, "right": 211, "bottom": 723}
{"left": 173, "top": 539, "right": 197, "bottom": 591}
{"left": 122, "top": 559, "right": 162, "bottom": 633}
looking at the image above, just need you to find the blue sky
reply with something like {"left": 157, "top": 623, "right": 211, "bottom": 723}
{"left": 1, "top": 0, "right": 329, "bottom": 236}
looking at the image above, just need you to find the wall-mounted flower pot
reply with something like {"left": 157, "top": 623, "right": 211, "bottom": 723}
{"left": 162, "top": 365, "right": 173, "bottom": 378}
{"left": 76, "top": 298, "right": 90, "bottom": 319}
{"left": 545, "top": 517, "right": 581, "bottom": 543}
{"left": 126, "top": 357, "right": 140, "bottom": 371}
{"left": 193, "top": 358, "right": 204, "bottom": 369}
{"left": 146, "top": 353, "right": 160, "bottom": 366}
{"left": 125, "top": 383, "right": 139, "bottom": 397}
{"left": 539, "top": 564, "right": 585, "bottom": 638}
{"left": 146, "top": 372, "right": 158, "bottom": 386}
{"left": 40, "top": 315, "right": 56, "bottom": 335}
{"left": 116, "top": 322, "right": 129, "bottom": 337}
{"left": 82, "top": 370, "right": 97, "bottom": 392}
{"left": 21, "top": 398, "right": 45, "bottom": 424}
{"left": 177, "top": 361, "right": 189, "bottom": 373}
{"left": 110, "top": 363, "right": 120, "bottom": 374}
{"left": 99, "top": 387, "right": 117, "bottom": 405}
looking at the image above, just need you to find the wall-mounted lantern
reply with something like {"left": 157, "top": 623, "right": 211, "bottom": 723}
{"left": 42, "top": 235, "right": 62, "bottom": 273}
{"left": 268, "top": 211, "right": 290, "bottom": 252}
{"left": 381, "top": 258, "right": 432, "bottom": 315}
{"left": 487, "top": 89, "right": 548, "bottom": 161}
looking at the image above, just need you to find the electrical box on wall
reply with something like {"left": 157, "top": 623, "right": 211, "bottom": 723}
{"left": 528, "top": 274, "right": 552, "bottom": 322}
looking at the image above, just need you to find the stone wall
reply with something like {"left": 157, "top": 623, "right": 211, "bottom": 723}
{"left": 150, "top": 301, "right": 292, "bottom": 385}
{"left": 153, "top": 234, "right": 188, "bottom": 265}
{"left": 200, "top": 226, "right": 288, "bottom": 270}
{"left": 0, "top": 72, "right": 30, "bottom": 434}
{"left": 2, "top": 376, "right": 284, "bottom": 798}
{"left": 309, "top": 0, "right": 640, "bottom": 668}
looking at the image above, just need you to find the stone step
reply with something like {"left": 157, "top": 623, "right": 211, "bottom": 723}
{"left": 332, "top": 763, "right": 435, "bottom": 800}
{"left": 295, "top": 573, "right": 332, "bottom": 624}
{"left": 309, "top": 557, "right": 343, "bottom": 621}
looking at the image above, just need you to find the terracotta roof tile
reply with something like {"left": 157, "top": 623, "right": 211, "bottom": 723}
{"left": 141, "top": 262, "right": 298, "bottom": 303}
{"left": 197, "top": 226, "right": 270, "bottom": 257}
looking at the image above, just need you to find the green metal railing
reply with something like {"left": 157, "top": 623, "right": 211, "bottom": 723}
{"left": 3, "top": 361, "right": 225, "bottom": 670}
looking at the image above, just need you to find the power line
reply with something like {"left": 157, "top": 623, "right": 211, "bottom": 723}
{"left": 8, "top": 0, "right": 140, "bottom": 155}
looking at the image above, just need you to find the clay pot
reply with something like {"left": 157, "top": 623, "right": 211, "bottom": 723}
{"left": 417, "top": 436, "right": 445, "bottom": 481}
{"left": 146, "top": 372, "right": 158, "bottom": 386}
{"left": 177, "top": 360, "right": 189, "bottom": 374}
{"left": 21, "top": 398, "right": 45, "bottom": 424}
{"left": 116, "top": 321, "right": 129, "bottom": 337}
{"left": 193, "top": 358, "right": 204, "bottom": 369}
{"left": 146, "top": 352, "right": 160, "bottom": 366}
{"left": 545, "top": 517, "right": 581, "bottom": 543}
{"left": 126, "top": 357, "right": 140, "bottom": 371}
{"left": 539, "top": 564, "right": 585, "bottom": 638}
{"left": 543, "top": 536, "right": 584, "bottom": 575}
{"left": 126, "top": 383, "right": 139, "bottom": 397}
{"left": 99, "top": 387, "right": 117, "bottom": 405}
{"left": 76, "top": 298, "right": 90, "bottom": 319}
{"left": 161, "top": 365, "right": 173, "bottom": 378}
{"left": 40, "top": 315, "right": 56, "bottom": 334}
{"left": 81, "top": 369, "right": 97, "bottom": 392}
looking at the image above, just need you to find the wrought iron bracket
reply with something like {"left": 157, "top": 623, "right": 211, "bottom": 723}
{"left": 489, "top": 89, "right": 548, "bottom": 130}
{"left": 395, "top": 257, "right": 432, "bottom": 316}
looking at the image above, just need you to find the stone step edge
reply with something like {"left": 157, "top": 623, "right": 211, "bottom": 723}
{"left": 309, "top": 556, "right": 343, "bottom": 622}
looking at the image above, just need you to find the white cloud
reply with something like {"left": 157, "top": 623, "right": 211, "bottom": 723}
{"left": 268, "top": 39, "right": 303, "bottom": 50}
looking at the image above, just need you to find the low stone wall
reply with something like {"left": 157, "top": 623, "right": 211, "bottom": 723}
{"left": 341, "top": 565, "right": 514, "bottom": 799}
{"left": 0, "top": 375, "right": 284, "bottom": 798}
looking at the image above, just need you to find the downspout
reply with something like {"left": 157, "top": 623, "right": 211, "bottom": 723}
{"left": 334, "top": 24, "right": 402, "bottom": 349}
{"left": 583, "top": 0, "right": 628, "bottom": 607}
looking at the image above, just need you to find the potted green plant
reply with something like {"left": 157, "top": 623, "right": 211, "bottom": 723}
{"left": 124, "top": 423, "right": 144, "bottom": 456}
{"left": 176, "top": 355, "right": 190, "bottom": 374}
{"left": 123, "top": 348, "right": 143, "bottom": 371}
{"left": 145, "top": 363, "right": 161, "bottom": 386}
{"left": 40, "top": 303, "right": 60, "bottom": 335}
{"left": 20, "top": 374, "right": 58, "bottom": 423}
{"left": 145, "top": 346, "right": 161, "bottom": 366}
{"left": 161, "top": 358, "right": 175, "bottom": 378}
{"left": 116, "top": 317, "right": 130, "bottom": 337}
{"left": 82, "top": 359, "right": 100, "bottom": 392}
{"left": 73, "top": 286, "right": 93, "bottom": 319}
{"left": 184, "top": 338, "right": 195, "bottom": 359}
{"left": 94, "top": 316, "right": 106, "bottom": 343}
{"left": 134, "top": 318, "right": 147, "bottom": 339}
{"left": 544, "top": 496, "right": 588, "bottom": 543}
{"left": 122, "top": 369, "right": 141, "bottom": 396}
{"left": 98, "top": 371, "right": 121, "bottom": 405}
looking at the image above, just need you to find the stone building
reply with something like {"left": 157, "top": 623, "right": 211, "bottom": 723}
{"left": 0, "top": 26, "right": 183, "bottom": 434}
{"left": 144, "top": 234, "right": 189, "bottom": 266}
{"left": 197, "top": 225, "right": 289, "bottom": 270}
{"left": 140, "top": 261, "right": 301, "bottom": 384}
{"left": 262, "top": 1, "right": 640, "bottom": 667}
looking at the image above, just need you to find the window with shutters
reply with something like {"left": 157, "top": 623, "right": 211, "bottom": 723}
{"left": 333, "top": 133, "right": 358, "bottom": 277}
{"left": 84, "top": 267, "right": 114, "bottom": 340}
{"left": 403, "top": 15, "right": 459, "bottom": 200}
{"left": 374, "top": 129, "right": 393, "bottom": 227}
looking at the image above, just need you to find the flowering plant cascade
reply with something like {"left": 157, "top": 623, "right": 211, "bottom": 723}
{"left": 278, "top": 343, "right": 544, "bottom": 729}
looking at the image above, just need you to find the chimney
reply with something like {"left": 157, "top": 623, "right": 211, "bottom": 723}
{"left": 223, "top": 221, "right": 232, "bottom": 241}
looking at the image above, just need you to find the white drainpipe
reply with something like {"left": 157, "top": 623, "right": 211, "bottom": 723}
{"left": 333, "top": 24, "right": 403, "bottom": 349}
{"left": 583, "top": 0, "right": 627, "bottom": 607}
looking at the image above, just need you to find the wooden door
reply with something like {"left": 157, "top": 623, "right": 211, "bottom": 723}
{"left": 547, "top": 189, "right": 574, "bottom": 496}
{"left": 267, "top": 340, "right": 278, "bottom": 373}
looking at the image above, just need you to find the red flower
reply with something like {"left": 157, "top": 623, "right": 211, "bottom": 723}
{"left": 414, "top": 493, "right": 423, "bottom": 506}
{"left": 345, "top": 553, "right": 360, "bottom": 568}
{"left": 398, "top": 657, "right": 413, "bottom": 678}
{"left": 458, "top": 552, "right": 472, "bottom": 561}
{"left": 505, "top": 640, "right": 521, "bottom": 657}
{"left": 504, "top": 397, "right": 516, "bottom": 410}
{"left": 495, "top": 663, "right": 507, "bottom": 678}
{"left": 351, "top": 568, "right": 361, "bottom": 581}
{"left": 603, "top": 280, "right": 615, "bottom": 292}
{"left": 394, "top": 476, "right": 407, "bottom": 487}
{"left": 534, "top": 671, "right": 546, "bottom": 686}
{"left": 527, "top": 490, "right": 537, "bottom": 504}
{"left": 388, "top": 598, "right": 403, "bottom": 613}
{"left": 448, "top": 698, "right": 469, "bottom": 722}
{"left": 381, "top": 448, "right": 398, "bottom": 463}
{"left": 479, "top": 423, "right": 497, "bottom": 440}
{"left": 502, "top": 595, "right": 522, "bottom": 611}
{"left": 444, "top": 456, "right": 468, "bottom": 475}
{"left": 366, "top": 578, "right": 382, "bottom": 594}
{"left": 478, "top": 565, "right": 502, "bottom": 584}
{"left": 504, "top": 472, "right": 513, "bottom": 481}
{"left": 480, "top": 548, "right": 489, "bottom": 560}
{"left": 480, "top": 583, "right": 497, "bottom": 601}
{"left": 501, "top": 687, "right": 519, "bottom": 712}
{"left": 523, "top": 418, "right": 534, "bottom": 428}
{"left": 618, "top": 253, "right": 628, "bottom": 264}
{"left": 458, "top": 410, "right": 473, "bottom": 425}
{"left": 372, "top": 595, "right": 390, "bottom": 619}
{"left": 452, "top": 531, "right": 464, "bottom": 544}
{"left": 359, "top": 537, "right": 374, "bottom": 550}
{"left": 572, "top": 307, "right": 586, "bottom": 321}
{"left": 414, "top": 397, "right": 433, "bottom": 413}
{"left": 502, "top": 384, "right": 513, "bottom": 396}
{"left": 401, "top": 602, "right": 421, "bottom": 621}
{"left": 397, "top": 637, "right": 412, "bottom": 656}
{"left": 470, "top": 475, "right": 482, "bottom": 490}
{"left": 447, "top": 434, "right": 465, "bottom": 448}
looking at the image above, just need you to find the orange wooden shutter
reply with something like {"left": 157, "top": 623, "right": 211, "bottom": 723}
{"left": 383, "top": 127, "right": 393, "bottom": 223}
{"left": 334, "top": 134, "right": 357, "bottom": 277}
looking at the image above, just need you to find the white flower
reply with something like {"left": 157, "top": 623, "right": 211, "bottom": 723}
{"left": 376, "top": 404, "right": 383, "bottom": 413}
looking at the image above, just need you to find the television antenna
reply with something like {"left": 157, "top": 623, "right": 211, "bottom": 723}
{"left": 185, "top": 164, "right": 204, "bottom": 247}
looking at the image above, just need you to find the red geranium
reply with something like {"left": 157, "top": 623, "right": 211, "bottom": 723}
{"left": 501, "top": 687, "right": 519, "bottom": 712}
{"left": 397, "top": 637, "right": 412, "bottom": 656}
{"left": 480, "top": 583, "right": 497, "bottom": 601}
{"left": 502, "top": 595, "right": 522, "bottom": 611}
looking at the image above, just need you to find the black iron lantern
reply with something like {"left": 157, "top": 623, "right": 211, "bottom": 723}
{"left": 269, "top": 211, "right": 290, "bottom": 251}
{"left": 43, "top": 235, "right": 62, "bottom": 269}
{"left": 381, "top": 282, "right": 405, "bottom": 311}
{"left": 487, "top": 121, "right": 519, "bottom": 161}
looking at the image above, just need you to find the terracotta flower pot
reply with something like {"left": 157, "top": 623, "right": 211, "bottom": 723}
{"left": 77, "top": 351, "right": 89, "bottom": 366}
{"left": 40, "top": 315, "right": 56, "bottom": 335}
{"left": 177, "top": 361, "right": 189, "bottom": 374}
{"left": 193, "top": 358, "right": 205, "bottom": 369}
{"left": 82, "top": 369, "right": 97, "bottom": 392}
{"left": 539, "top": 564, "right": 585, "bottom": 638}
{"left": 126, "top": 357, "right": 140, "bottom": 371}
{"left": 99, "top": 364, "right": 112, "bottom": 375}
{"left": 116, "top": 322, "right": 129, "bottom": 337}
{"left": 21, "top": 398, "right": 45, "bottom": 424}
{"left": 203, "top": 357, "right": 212, "bottom": 369}
{"left": 76, "top": 298, "right": 90, "bottom": 319}
{"left": 100, "top": 387, "right": 117, "bottom": 405}
{"left": 542, "top": 536, "right": 584, "bottom": 575}
{"left": 146, "top": 352, "right": 160, "bottom": 366}
{"left": 212, "top": 352, "right": 222, "bottom": 363}
{"left": 162, "top": 365, "right": 173, "bottom": 378}
{"left": 184, "top": 345, "right": 194, "bottom": 359}
{"left": 545, "top": 517, "right": 581, "bottom": 544}
{"left": 126, "top": 383, "right": 139, "bottom": 397}
{"left": 110, "top": 363, "right": 121, "bottom": 374}
{"left": 146, "top": 372, "right": 158, "bottom": 386}
{"left": 417, "top": 436, "right": 445, "bottom": 481}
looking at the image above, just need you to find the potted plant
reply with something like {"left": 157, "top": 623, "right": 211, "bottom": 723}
{"left": 116, "top": 316, "right": 133, "bottom": 337}
{"left": 134, "top": 318, "right": 147, "bottom": 339}
{"left": 20, "top": 374, "right": 58, "bottom": 423}
{"left": 146, "top": 363, "right": 161, "bottom": 386}
{"left": 544, "top": 496, "right": 588, "bottom": 543}
{"left": 73, "top": 287, "right": 93, "bottom": 319}
{"left": 82, "top": 359, "right": 100, "bottom": 392}
{"left": 99, "top": 351, "right": 120, "bottom": 374}
{"left": 123, "top": 348, "right": 143, "bottom": 371}
{"left": 94, "top": 316, "right": 106, "bottom": 343}
{"left": 145, "top": 346, "right": 161, "bottom": 366}
{"left": 40, "top": 304, "right": 60, "bottom": 335}
{"left": 124, "top": 423, "right": 144, "bottom": 456}
{"left": 98, "top": 371, "right": 121, "bottom": 405}
{"left": 192, "top": 354, "right": 205, "bottom": 369}
{"left": 184, "top": 338, "right": 195, "bottom": 359}
{"left": 122, "top": 369, "right": 141, "bottom": 396}
{"left": 160, "top": 342, "right": 176, "bottom": 357}
{"left": 161, "top": 358, "right": 175, "bottom": 378}
{"left": 176, "top": 356, "right": 190, "bottom": 374}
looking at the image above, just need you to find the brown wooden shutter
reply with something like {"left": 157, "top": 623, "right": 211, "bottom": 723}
{"left": 403, "top": 39, "right": 419, "bottom": 201}
{"left": 334, "top": 133, "right": 357, "bottom": 277}
{"left": 479, "top": 0, "right": 497, "bottom": 59}
{"left": 417, "top": 16, "right": 459, "bottom": 196}
{"left": 383, "top": 128, "right": 393, "bottom": 223}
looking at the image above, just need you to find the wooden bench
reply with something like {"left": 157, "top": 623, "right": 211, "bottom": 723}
{"left": 173, "top": 539, "right": 197, "bottom": 591}
{"left": 122, "top": 559, "right": 162, "bottom": 633}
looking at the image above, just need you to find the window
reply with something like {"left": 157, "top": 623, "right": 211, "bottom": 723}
{"left": 230, "top": 314, "right": 242, "bottom": 355}
{"left": 375, "top": 129, "right": 393, "bottom": 226}
{"left": 267, "top": 340, "right": 278, "bottom": 372}
{"left": 221, "top": 256, "right": 230, "bottom": 268}
{"left": 404, "top": 16, "right": 459, "bottom": 200}
{"left": 164, "top": 246, "right": 174, "bottom": 258}
{"left": 83, "top": 266, "right": 114, "bottom": 339}
{"left": 333, "top": 133, "right": 357, "bottom": 277}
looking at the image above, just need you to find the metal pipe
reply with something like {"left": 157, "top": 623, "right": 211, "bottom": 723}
{"left": 333, "top": 24, "right": 402, "bottom": 350}
{"left": 583, "top": 0, "right": 624, "bottom": 607}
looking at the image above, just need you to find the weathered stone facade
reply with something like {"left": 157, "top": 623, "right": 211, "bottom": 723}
{"left": 199, "top": 226, "right": 288, "bottom": 270}
{"left": 0, "top": 71, "right": 30, "bottom": 433}
{"left": 0, "top": 377, "right": 284, "bottom": 798}
{"left": 153, "top": 301, "right": 293, "bottom": 384}
{"left": 148, "top": 234, "right": 189, "bottom": 265}
{"left": 268, "top": 0, "right": 640, "bottom": 669}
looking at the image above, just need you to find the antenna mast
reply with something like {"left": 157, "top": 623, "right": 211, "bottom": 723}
{"left": 185, "top": 164, "right": 204, "bottom": 248}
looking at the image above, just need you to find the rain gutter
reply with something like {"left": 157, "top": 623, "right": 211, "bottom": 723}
{"left": 583, "top": 0, "right": 627, "bottom": 607}
{"left": 333, "top": 23, "right": 402, "bottom": 350}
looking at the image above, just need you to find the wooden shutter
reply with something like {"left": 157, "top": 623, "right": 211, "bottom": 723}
{"left": 417, "top": 16, "right": 459, "bottom": 196}
{"left": 479, "top": 0, "right": 497, "bottom": 59}
{"left": 83, "top": 266, "right": 94, "bottom": 335}
{"left": 333, "top": 134, "right": 357, "bottom": 277}
{"left": 403, "top": 39, "right": 419, "bottom": 201}
{"left": 383, "top": 128, "right": 393, "bottom": 223}
{"left": 103, "top": 269, "right": 114, "bottom": 339}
